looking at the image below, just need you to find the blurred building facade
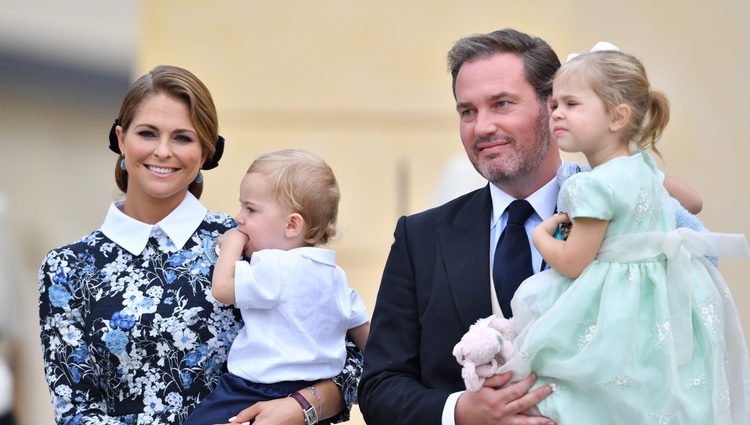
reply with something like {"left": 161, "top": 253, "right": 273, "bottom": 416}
{"left": 0, "top": 2, "right": 136, "bottom": 423}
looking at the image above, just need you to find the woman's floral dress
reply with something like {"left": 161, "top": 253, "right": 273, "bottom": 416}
{"left": 39, "top": 194, "right": 362, "bottom": 425}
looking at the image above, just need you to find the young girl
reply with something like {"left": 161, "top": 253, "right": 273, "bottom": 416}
{"left": 185, "top": 149, "right": 369, "bottom": 425}
{"left": 496, "top": 47, "right": 750, "bottom": 423}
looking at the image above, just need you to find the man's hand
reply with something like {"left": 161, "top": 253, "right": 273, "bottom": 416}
{"left": 455, "top": 372, "right": 554, "bottom": 425}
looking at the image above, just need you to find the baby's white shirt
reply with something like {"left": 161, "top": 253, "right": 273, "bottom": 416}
{"left": 227, "top": 247, "right": 368, "bottom": 383}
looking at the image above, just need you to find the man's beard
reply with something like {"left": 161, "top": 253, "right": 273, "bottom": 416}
{"left": 472, "top": 107, "right": 551, "bottom": 186}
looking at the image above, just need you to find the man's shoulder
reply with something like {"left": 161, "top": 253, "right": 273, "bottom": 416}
{"left": 406, "top": 185, "right": 488, "bottom": 226}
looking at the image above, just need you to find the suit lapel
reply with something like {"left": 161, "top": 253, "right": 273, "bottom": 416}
{"left": 437, "top": 186, "right": 493, "bottom": 329}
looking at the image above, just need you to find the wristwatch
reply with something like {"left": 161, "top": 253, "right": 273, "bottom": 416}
{"left": 289, "top": 391, "right": 318, "bottom": 425}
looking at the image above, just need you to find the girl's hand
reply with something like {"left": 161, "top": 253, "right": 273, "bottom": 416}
{"left": 536, "top": 213, "right": 570, "bottom": 236}
{"left": 225, "top": 397, "right": 305, "bottom": 425}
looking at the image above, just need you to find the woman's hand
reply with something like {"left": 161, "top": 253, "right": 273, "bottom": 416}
{"left": 223, "top": 396, "right": 304, "bottom": 425}
{"left": 224, "top": 379, "right": 342, "bottom": 425}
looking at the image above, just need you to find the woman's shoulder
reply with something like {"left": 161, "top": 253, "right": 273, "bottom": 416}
{"left": 42, "top": 229, "right": 107, "bottom": 260}
{"left": 39, "top": 229, "right": 112, "bottom": 285}
{"left": 200, "top": 210, "right": 236, "bottom": 231}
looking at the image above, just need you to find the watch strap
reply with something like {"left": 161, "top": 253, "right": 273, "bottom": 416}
{"left": 289, "top": 391, "right": 318, "bottom": 425}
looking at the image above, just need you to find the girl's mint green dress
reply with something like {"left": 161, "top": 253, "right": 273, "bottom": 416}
{"left": 500, "top": 152, "right": 750, "bottom": 424}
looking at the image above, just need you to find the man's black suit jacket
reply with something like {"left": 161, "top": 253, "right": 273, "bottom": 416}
{"left": 359, "top": 185, "right": 497, "bottom": 425}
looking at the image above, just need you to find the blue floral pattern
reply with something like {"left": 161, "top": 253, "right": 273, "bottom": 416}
{"left": 39, "top": 212, "right": 362, "bottom": 424}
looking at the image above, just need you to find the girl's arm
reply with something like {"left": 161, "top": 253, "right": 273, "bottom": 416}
{"left": 663, "top": 175, "right": 702, "bottom": 214}
{"left": 532, "top": 213, "right": 608, "bottom": 278}
{"left": 211, "top": 229, "right": 249, "bottom": 305}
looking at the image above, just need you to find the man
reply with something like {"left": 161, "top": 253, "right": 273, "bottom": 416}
{"left": 358, "top": 29, "right": 560, "bottom": 425}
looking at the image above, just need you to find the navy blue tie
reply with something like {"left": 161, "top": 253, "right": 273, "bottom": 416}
{"left": 494, "top": 199, "right": 534, "bottom": 318}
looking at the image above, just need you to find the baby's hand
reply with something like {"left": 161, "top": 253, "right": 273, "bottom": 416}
{"left": 218, "top": 228, "right": 249, "bottom": 252}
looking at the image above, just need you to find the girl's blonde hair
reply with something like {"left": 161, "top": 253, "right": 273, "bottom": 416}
{"left": 556, "top": 50, "right": 670, "bottom": 156}
{"left": 247, "top": 149, "right": 339, "bottom": 245}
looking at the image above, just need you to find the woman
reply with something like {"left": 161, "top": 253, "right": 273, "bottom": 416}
{"left": 38, "top": 65, "right": 362, "bottom": 425}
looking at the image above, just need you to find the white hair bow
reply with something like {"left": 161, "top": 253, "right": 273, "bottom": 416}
{"left": 565, "top": 41, "right": 620, "bottom": 63}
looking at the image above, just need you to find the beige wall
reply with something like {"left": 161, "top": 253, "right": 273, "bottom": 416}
{"left": 8, "top": 1, "right": 749, "bottom": 423}
{"left": 136, "top": 2, "right": 750, "bottom": 423}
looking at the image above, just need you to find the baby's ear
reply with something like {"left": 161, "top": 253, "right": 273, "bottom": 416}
{"left": 285, "top": 213, "right": 305, "bottom": 238}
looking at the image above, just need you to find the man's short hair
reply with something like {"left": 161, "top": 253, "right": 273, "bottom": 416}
{"left": 447, "top": 28, "right": 560, "bottom": 101}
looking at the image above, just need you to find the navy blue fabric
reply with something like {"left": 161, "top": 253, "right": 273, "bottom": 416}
{"left": 0, "top": 412, "right": 15, "bottom": 425}
{"left": 184, "top": 374, "right": 324, "bottom": 425}
{"left": 493, "top": 199, "right": 534, "bottom": 318}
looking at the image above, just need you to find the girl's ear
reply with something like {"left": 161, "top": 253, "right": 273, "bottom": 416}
{"left": 610, "top": 103, "right": 631, "bottom": 132}
{"left": 285, "top": 213, "right": 305, "bottom": 238}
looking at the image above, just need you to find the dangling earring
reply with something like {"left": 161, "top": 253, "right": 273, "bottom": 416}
{"left": 195, "top": 171, "right": 204, "bottom": 184}
{"left": 120, "top": 157, "right": 127, "bottom": 172}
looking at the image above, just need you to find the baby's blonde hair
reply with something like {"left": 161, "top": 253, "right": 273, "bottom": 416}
{"left": 556, "top": 50, "right": 670, "bottom": 156}
{"left": 247, "top": 149, "right": 339, "bottom": 245}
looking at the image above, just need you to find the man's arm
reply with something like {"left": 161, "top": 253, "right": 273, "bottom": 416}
{"left": 359, "top": 216, "right": 452, "bottom": 425}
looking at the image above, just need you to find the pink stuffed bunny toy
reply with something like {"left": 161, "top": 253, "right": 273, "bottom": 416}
{"left": 452, "top": 315, "right": 516, "bottom": 391}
